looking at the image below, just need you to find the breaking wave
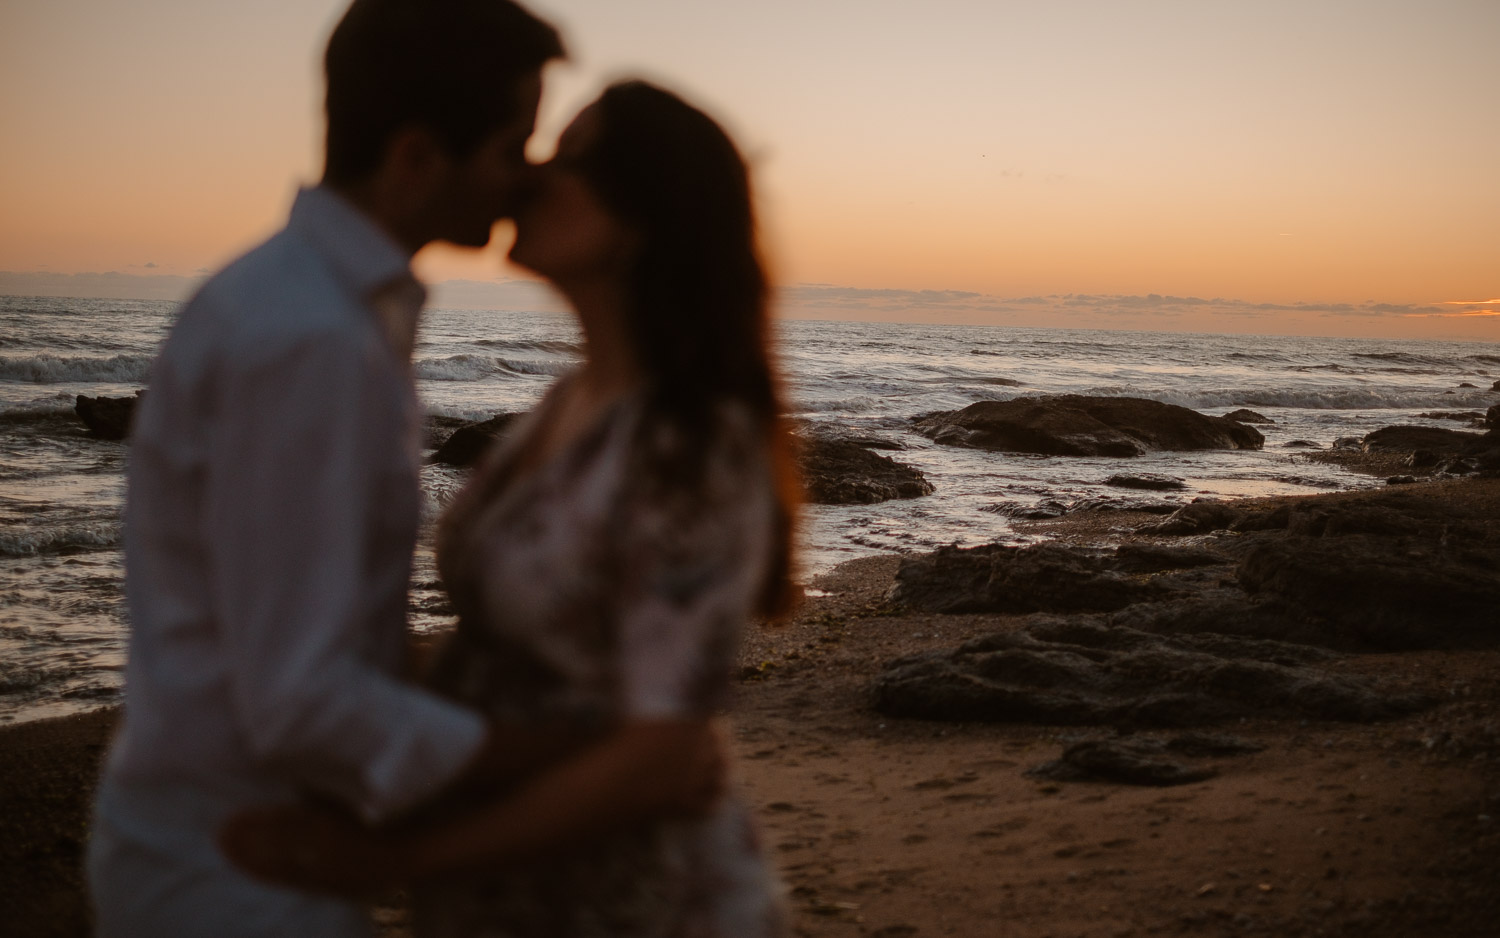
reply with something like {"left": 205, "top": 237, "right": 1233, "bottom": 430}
{"left": 414, "top": 355, "right": 575, "bottom": 382}
{"left": 0, "top": 353, "right": 152, "bottom": 384}
{"left": 0, "top": 522, "right": 123, "bottom": 557}
{"left": 470, "top": 338, "right": 584, "bottom": 356}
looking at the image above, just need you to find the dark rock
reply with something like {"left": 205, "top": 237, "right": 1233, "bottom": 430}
{"left": 1406, "top": 450, "right": 1441, "bottom": 469}
{"left": 977, "top": 377, "right": 1023, "bottom": 387}
{"left": 986, "top": 497, "right": 1182, "bottom": 519}
{"left": 798, "top": 424, "right": 907, "bottom": 451}
{"left": 1332, "top": 436, "right": 1362, "bottom": 450}
{"left": 1282, "top": 440, "right": 1321, "bottom": 449}
{"left": 985, "top": 500, "right": 1069, "bottom": 520}
{"left": 1459, "top": 382, "right": 1479, "bottom": 389}
{"left": 1434, "top": 427, "right": 1500, "bottom": 473}
{"left": 1111, "top": 544, "right": 1230, "bottom": 574}
{"left": 1493, "top": 380, "right": 1500, "bottom": 392}
{"left": 1165, "top": 732, "right": 1266, "bottom": 757}
{"left": 1416, "top": 411, "right": 1485, "bottom": 424}
{"left": 1487, "top": 404, "right": 1500, "bottom": 429}
{"left": 799, "top": 438, "right": 934, "bottom": 505}
{"left": 873, "top": 617, "right": 1426, "bottom": 727}
{"left": 1222, "top": 409, "right": 1274, "bottom": 424}
{"left": 1229, "top": 505, "right": 1292, "bottom": 532}
{"left": 1027, "top": 739, "right": 1217, "bottom": 786}
{"left": 1474, "top": 443, "right": 1500, "bottom": 472}
{"left": 428, "top": 413, "right": 521, "bottom": 467}
{"left": 888, "top": 481, "right": 1500, "bottom": 671}
{"left": 1063, "top": 496, "right": 1181, "bottom": 515}
{"left": 912, "top": 395, "right": 1264, "bottom": 458}
{"left": 1363, "top": 425, "right": 1484, "bottom": 454}
{"left": 1238, "top": 532, "right": 1500, "bottom": 649}
{"left": 887, "top": 543, "right": 1179, "bottom": 615}
{"left": 1140, "top": 501, "right": 1242, "bottom": 535}
{"left": 1104, "top": 589, "right": 1337, "bottom": 648}
{"left": 1386, "top": 475, "right": 1418, "bottom": 485}
{"left": 1104, "top": 473, "right": 1187, "bottom": 491}
{"left": 841, "top": 435, "right": 906, "bottom": 451}
{"left": 424, "top": 415, "right": 474, "bottom": 451}
{"left": 74, "top": 392, "right": 143, "bottom": 441}
{"left": 1284, "top": 504, "right": 1424, "bottom": 538}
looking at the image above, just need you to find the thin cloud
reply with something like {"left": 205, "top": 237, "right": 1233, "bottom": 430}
{"left": 1404, "top": 309, "right": 1500, "bottom": 319}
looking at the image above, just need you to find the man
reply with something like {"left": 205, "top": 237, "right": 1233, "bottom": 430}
{"left": 88, "top": 3, "right": 580, "bottom": 935}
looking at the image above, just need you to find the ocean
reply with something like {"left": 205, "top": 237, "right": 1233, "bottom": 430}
{"left": 3, "top": 293, "right": 1497, "bottom": 724}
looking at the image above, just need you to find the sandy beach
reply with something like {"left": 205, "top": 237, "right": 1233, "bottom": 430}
{"left": 5, "top": 477, "right": 1500, "bottom": 937}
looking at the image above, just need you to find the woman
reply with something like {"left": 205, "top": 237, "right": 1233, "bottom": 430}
{"left": 230, "top": 81, "right": 796, "bottom": 937}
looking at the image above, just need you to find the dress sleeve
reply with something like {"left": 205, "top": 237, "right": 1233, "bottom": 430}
{"left": 612, "top": 414, "right": 777, "bottom": 719}
{"left": 205, "top": 330, "right": 485, "bottom": 822}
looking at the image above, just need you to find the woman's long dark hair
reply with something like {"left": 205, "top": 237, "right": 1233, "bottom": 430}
{"left": 576, "top": 80, "right": 797, "bottom": 615}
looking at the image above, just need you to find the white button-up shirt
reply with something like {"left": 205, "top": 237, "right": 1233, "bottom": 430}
{"left": 90, "top": 187, "right": 486, "bottom": 937}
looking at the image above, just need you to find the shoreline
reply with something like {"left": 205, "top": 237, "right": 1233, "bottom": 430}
{"left": 5, "top": 475, "right": 1500, "bottom": 936}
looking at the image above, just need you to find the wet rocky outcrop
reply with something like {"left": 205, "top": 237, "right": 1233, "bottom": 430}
{"left": 887, "top": 542, "right": 1226, "bottom": 615}
{"left": 1353, "top": 423, "right": 1500, "bottom": 476}
{"left": 1103, "top": 473, "right": 1187, "bottom": 491}
{"left": 74, "top": 393, "right": 143, "bottom": 441}
{"left": 873, "top": 617, "right": 1426, "bottom": 727}
{"left": 1237, "top": 534, "right": 1500, "bottom": 649}
{"left": 887, "top": 482, "right": 1500, "bottom": 654}
{"left": 1415, "top": 410, "right": 1487, "bottom": 426}
{"left": 1222, "top": 409, "right": 1274, "bottom": 424}
{"left": 1139, "top": 501, "right": 1246, "bottom": 535}
{"left": 427, "top": 413, "right": 521, "bottom": 467}
{"left": 424, "top": 415, "right": 474, "bottom": 451}
{"left": 913, "top": 395, "right": 1264, "bottom": 457}
{"left": 798, "top": 437, "right": 934, "bottom": 505}
{"left": 1362, "top": 425, "right": 1484, "bottom": 454}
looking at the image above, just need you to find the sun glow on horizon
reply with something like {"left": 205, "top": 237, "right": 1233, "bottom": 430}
{"left": 1, "top": 0, "right": 1497, "bottom": 339}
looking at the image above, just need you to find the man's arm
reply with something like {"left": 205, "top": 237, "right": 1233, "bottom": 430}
{"left": 205, "top": 331, "right": 485, "bottom": 822}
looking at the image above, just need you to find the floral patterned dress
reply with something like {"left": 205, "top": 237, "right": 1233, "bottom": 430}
{"left": 414, "top": 374, "right": 789, "bottom": 938}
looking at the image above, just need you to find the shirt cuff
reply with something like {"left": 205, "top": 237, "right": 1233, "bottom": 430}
{"left": 356, "top": 694, "right": 487, "bottom": 823}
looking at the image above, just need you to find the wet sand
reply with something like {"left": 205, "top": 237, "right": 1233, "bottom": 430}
{"left": 5, "top": 480, "right": 1500, "bottom": 937}
{"left": 735, "top": 552, "right": 1500, "bottom": 937}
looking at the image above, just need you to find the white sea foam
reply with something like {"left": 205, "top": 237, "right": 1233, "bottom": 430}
{"left": 498, "top": 358, "right": 574, "bottom": 377}
{"left": 0, "top": 353, "right": 152, "bottom": 385}
{"left": 0, "top": 523, "right": 123, "bottom": 557}
{"left": 470, "top": 338, "right": 584, "bottom": 355}
{"left": 414, "top": 354, "right": 574, "bottom": 381}
{"left": 0, "top": 400, "right": 77, "bottom": 424}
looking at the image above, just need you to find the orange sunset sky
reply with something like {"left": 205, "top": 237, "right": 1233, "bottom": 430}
{"left": 1, "top": 0, "right": 1496, "bottom": 339}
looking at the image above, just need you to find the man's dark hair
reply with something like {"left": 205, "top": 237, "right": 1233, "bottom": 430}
{"left": 322, "top": 0, "right": 564, "bottom": 185}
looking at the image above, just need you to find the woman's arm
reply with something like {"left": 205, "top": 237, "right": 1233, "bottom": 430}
{"left": 408, "top": 717, "right": 722, "bottom": 877}
{"left": 220, "top": 717, "right": 724, "bottom": 895}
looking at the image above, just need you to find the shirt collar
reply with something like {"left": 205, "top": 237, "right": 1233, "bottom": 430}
{"left": 285, "top": 185, "right": 427, "bottom": 305}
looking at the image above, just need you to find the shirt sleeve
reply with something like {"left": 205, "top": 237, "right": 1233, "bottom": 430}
{"left": 204, "top": 329, "right": 485, "bottom": 822}
{"left": 613, "top": 416, "right": 776, "bottom": 719}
